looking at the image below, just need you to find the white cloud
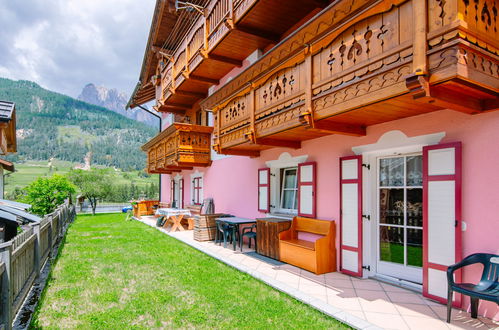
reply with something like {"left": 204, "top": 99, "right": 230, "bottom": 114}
{"left": 0, "top": 0, "right": 155, "bottom": 98}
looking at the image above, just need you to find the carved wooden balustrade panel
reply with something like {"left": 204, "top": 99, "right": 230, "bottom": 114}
{"left": 255, "top": 64, "right": 306, "bottom": 119}
{"left": 219, "top": 93, "right": 251, "bottom": 131}
{"left": 428, "top": 0, "right": 498, "bottom": 54}
{"left": 312, "top": 2, "right": 414, "bottom": 118}
{"left": 313, "top": 2, "right": 413, "bottom": 92}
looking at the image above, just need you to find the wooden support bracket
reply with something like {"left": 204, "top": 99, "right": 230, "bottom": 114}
{"left": 188, "top": 74, "right": 219, "bottom": 85}
{"left": 201, "top": 51, "right": 243, "bottom": 67}
{"left": 406, "top": 73, "right": 487, "bottom": 114}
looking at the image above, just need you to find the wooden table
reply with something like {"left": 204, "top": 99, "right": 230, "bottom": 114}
{"left": 156, "top": 208, "right": 192, "bottom": 232}
{"left": 215, "top": 217, "right": 256, "bottom": 251}
{"left": 256, "top": 217, "right": 292, "bottom": 260}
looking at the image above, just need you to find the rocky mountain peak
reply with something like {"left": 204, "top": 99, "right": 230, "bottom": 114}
{"left": 77, "top": 84, "right": 158, "bottom": 128}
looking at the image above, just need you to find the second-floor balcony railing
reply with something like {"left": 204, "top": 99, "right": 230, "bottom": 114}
{"left": 200, "top": 0, "right": 498, "bottom": 157}
{"left": 142, "top": 122, "right": 214, "bottom": 174}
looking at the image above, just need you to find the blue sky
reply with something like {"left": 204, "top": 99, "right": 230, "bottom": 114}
{"left": 0, "top": 0, "right": 155, "bottom": 98}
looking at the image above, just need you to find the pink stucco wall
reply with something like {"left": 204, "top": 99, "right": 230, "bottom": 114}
{"left": 162, "top": 109, "right": 499, "bottom": 319}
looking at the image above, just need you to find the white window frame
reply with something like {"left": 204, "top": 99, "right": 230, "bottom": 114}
{"left": 190, "top": 171, "right": 204, "bottom": 205}
{"left": 279, "top": 167, "right": 298, "bottom": 212}
{"left": 265, "top": 152, "right": 308, "bottom": 216}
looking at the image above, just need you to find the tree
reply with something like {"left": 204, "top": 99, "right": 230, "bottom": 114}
{"left": 68, "top": 169, "right": 113, "bottom": 215}
{"left": 20, "top": 174, "right": 76, "bottom": 216}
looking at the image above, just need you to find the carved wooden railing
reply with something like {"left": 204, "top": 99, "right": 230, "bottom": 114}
{"left": 154, "top": 0, "right": 259, "bottom": 105}
{"left": 142, "top": 123, "right": 214, "bottom": 174}
{"left": 207, "top": 0, "right": 498, "bottom": 153}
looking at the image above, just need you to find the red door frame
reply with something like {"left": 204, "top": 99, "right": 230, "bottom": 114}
{"left": 422, "top": 142, "right": 462, "bottom": 306}
{"left": 339, "top": 155, "right": 363, "bottom": 277}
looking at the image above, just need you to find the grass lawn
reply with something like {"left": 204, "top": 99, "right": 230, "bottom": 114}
{"left": 32, "top": 213, "right": 349, "bottom": 329}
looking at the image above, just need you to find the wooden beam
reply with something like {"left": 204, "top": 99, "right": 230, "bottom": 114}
{"left": 188, "top": 74, "right": 219, "bottom": 85}
{"left": 219, "top": 149, "right": 260, "bottom": 157}
{"left": 156, "top": 103, "right": 187, "bottom": 114}
{"left": 235, "top": 25, "right": 280, "bottom": 43}
{"left": 165, "top": 102, "right": 191, "bottom": 109}
{"left": 483, "top": 98, "right": 499, "bottom": 112}
{"left": 202, "top": 53, "right": 243, "bottom": 67}
{"left": 255, "top": 138, "right": 301, "bottom": 149}
{"left": 429, "top": 89, "right": 483, "bottom": 114}
{"left": 172, "top": 90, "right": 207, "bottom": 98}
{"left": 309, "top": 120, "right": 366, "bottom": 136}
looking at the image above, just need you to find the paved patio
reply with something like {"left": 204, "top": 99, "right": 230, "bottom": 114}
{"left": 137, "top": 216, "right": 498, "bottom": 330}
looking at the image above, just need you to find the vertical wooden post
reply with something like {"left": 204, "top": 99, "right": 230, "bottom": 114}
{"left": 413, "top": 0, "right": 428, "bottom": 74}
{"left": 304, "top": 49, "right": 315, "bottom": 128}
{"left": 32, "top": 223, "right": 41, "bottom": 278}
{"left": 0, "top": 242, "right": 13, "bottom": 330}
{"left": 229, "top": 0, "right": 234, "bottom": 22}
{"left": 203, "top": 9, "right": 210, "bottom": 52}
{"left": 249, "top": 88, "right": 256, "bottom": 137}
{"left": 48, "top": 216, "right": 53, "bottom": 255}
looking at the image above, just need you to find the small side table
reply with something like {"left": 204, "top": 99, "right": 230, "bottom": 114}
{"left": 256, "top": 217, "right": 292, "bottom": 260}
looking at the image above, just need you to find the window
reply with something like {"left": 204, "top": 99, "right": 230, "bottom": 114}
{"left": 279, "top": 167, "right": 298, "bottom": 212}
{"left": 196, "top": 110, "right": 202, "bottom": 125}
{"left": 192, "top": 177, "right": 203, "bottom": 205}
{"left": 258, "top": 153, "right": 315, "bottom": 217}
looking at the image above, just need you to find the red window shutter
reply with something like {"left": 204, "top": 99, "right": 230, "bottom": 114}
{"left": 423, "top": 142, "right": 462, "bottom": 306}
{"left": 339, "top": 156, "right": 363, "bottom": 277}
{"left": 179, "top": 178, "right": 184, "bottom": 209}
{"left": 258, "top": 168, "right": 270, "bottom": 213}
{"left": 297, "top": 162, "right": 316, "bottom": 218}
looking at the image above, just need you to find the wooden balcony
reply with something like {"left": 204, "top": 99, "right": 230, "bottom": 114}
{"left": 152, "top": 0, "right": 329, "bottom": 114}
{"left": 200, "top": 0, "right": 498, "bottom": 157}
{"left": 142, "top": 123, "right": 213, "bottom": 174}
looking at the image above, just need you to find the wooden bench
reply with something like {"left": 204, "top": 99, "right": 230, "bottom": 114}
{"left": 278, "top": 217, "right": 336, "bottom": 275}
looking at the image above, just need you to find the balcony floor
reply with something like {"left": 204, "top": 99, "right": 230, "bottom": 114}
{"left": 137, "top": 216, "right": 498, "bottom": 330}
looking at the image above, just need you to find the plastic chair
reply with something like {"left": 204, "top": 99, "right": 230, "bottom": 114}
{"left": 447, "top": 253, "right": 499, "bottom": 323}
{"left": 240, "top": 224, "right": 257, "bottom": 252}
{"left": 216, "top": 221, "right": 238, "bottom": 248}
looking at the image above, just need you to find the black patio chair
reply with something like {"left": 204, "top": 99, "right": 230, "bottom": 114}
{"left": 216, "top": 221, "right": 239, "bottom": 248}
{"left": 446, "top": 253, "right": 499, "bottom": 323}
{"left": 240, "top": 224, "right": 257, "bottom": 252}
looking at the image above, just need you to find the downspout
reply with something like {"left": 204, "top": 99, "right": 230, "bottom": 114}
{"left": 136, "top": 104, "right": 163, "bottom": 201}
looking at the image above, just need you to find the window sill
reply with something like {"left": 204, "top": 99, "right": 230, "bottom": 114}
{"left": 268, "top": 212, "right": 295, "bottom": 220}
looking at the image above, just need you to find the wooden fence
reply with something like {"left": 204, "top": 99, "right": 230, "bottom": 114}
{"left": 0, "top": 202, "right": 75, "bottom": 330}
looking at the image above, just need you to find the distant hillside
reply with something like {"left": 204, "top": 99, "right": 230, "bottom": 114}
{"left": 0, "top": 78, "right": 157, "bottom": 170}
{"left": 78, "top": 83, "right": 158, "bottom": 128}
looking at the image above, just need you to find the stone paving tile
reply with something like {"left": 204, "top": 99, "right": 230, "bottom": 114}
{"left": 386, "top": 291, "right": 427, "bottom": 304}
{"left": 134, "top": 218, "right": 496, "bottom": 330}
{"left": 402, "top": 315, "right": 452, "bottom": 330}
{"left": 299, "top": 283, "right": 327, "bottom": 296}
{"left": 364, "top": 311, "right": 410, "bottom": 330}
{"left": 352, "top": 279, "right": 385, "bottom": 291}
{"left": 326, "top": 279, "right": 355, "bottom": 290}
{"left": 394, "top": 302, "right": 441, "bottom": 318}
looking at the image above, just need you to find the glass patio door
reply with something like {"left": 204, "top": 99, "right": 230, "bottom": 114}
{"left": 376, "top": 155, "right": 423, "bottom": 284}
